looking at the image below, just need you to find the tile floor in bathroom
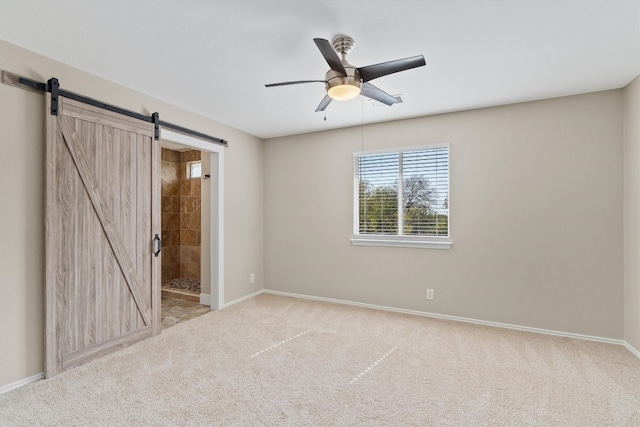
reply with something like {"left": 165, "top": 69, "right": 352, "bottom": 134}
{"left": 161, "top": 297, "right": 211, "bottom": 329}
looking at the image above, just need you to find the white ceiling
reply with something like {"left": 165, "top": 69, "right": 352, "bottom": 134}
{"left": 1, "top": 0, "right": 639, "bottom": 139}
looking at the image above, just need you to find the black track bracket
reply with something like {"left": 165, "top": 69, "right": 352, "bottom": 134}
{"left": 48, "top": 78, "right": 59, "bottom": 116}
{"left": 152, "top": 112, "right": 160, "bottom": 140}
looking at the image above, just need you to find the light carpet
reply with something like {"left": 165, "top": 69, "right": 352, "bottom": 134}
{"left": 1, "top": 293, "right": 639, "bottom": 426}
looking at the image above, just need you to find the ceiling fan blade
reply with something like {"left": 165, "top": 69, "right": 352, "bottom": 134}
{"left": 315, "top": 94, "right": 332, "bottom": 112}
{"left": 314, "top": 38, "right": 347, "bottom": 75}
{"left": 265, "top": 80, "right": 326, "bottom": 87}
{"left": 357, "top": 55, "right": 426, "bottom": 82}
{"left": 361, "top": 82, "right": 399, "bottom": 106}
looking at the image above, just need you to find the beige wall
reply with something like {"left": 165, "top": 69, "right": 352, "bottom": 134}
{"left": 0, "top": 40, "right": 264, "bottom": 388}
{"left": 265, "top": 90, "right": 624, "bottom": 339}
{"left": 624, "top": 75, "right": 640, "bottom": 353}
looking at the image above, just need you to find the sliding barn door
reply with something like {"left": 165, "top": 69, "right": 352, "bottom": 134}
{"left": 44, "top": 93, "right": 161, "bottom": 377}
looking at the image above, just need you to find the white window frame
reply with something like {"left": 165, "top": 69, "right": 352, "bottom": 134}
{"left": 351, "top": 144, "right": 452, "bottom": 249}
{"left": 187, "top": 161, "right": 202, "bottom": 179}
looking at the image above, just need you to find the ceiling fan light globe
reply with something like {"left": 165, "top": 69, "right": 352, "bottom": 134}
{"left": 328, "top": 84, "right": 361, "bottom": 101}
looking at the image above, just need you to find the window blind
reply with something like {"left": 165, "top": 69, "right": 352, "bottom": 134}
{"left": 356, "top": 146, "right": 449, "bottom": 237}
{"left": 358, "top": 152, "right": 399, "bottom": 235}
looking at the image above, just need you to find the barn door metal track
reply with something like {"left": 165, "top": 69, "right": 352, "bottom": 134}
{"left": 2, "top": 71, "right": 227, "bottom": 146}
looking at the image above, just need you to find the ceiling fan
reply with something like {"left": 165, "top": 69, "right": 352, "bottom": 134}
{"left": 265, "top": 36, "right": 426, "bottom": 112}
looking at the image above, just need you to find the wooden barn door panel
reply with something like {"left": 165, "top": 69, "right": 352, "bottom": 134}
{"left": 45, "top": 94, "right": 160, "bottom": 377}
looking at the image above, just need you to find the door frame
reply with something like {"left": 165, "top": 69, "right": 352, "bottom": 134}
{"left": 160, "top": 129, "right": 224, "bottom": 310}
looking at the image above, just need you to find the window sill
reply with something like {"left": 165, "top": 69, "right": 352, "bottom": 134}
{"left": 351, "top": 236, "right": 452, "bottom": 249}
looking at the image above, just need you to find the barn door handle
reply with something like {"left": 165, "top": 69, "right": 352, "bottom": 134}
{"left": 153, "top": 234, "right": 162, "bottom": 257}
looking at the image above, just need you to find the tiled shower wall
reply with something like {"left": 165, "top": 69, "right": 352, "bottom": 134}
{"left": 161, "top": 148, "right": 201, "bottom": 284}
{"left": 179, "top": 150, "right": 201, "bottom": 281}
{"left": 161, "top": 148, "right": 181, "bottom": 281}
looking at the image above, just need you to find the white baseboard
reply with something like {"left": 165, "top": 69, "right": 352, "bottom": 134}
{"left": 0, "top": 372, "right": 44, "bottom": 395}
{"left": 199, "top": 293, "right": 211, "bottom": 306}
{"left": 221, "top": 289, "right": 265, "bottom": 309}
{"left": 263, "top": 289, "right": 637, "bottom": 353}
{"left": 623, "top": 341, "right": 640, "bottom": 359}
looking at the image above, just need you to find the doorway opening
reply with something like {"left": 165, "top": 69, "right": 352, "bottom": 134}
{"left": 159, "top": 129, "right": 224, "bottom": 328}
{"left": 160, "top": 147, "right": 205, "bottom": 327}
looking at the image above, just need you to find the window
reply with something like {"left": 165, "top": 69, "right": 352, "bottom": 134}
{"left": 187, "top": 161, "right": 201, "bottom": 179}
{"left": 352, "top": 145, "right": 451, "bottom": 249}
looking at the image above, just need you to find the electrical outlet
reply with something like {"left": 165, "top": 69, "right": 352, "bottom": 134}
{"left": 426, "top": 289, "right": 434, "bottom": 300}
{"left": 250, "top": 273, "right": 255, "bottom": 283}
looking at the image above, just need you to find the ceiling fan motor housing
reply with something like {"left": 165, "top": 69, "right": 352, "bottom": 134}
{"left": 325, "top": 63, "right": 361, "bottom": 100}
